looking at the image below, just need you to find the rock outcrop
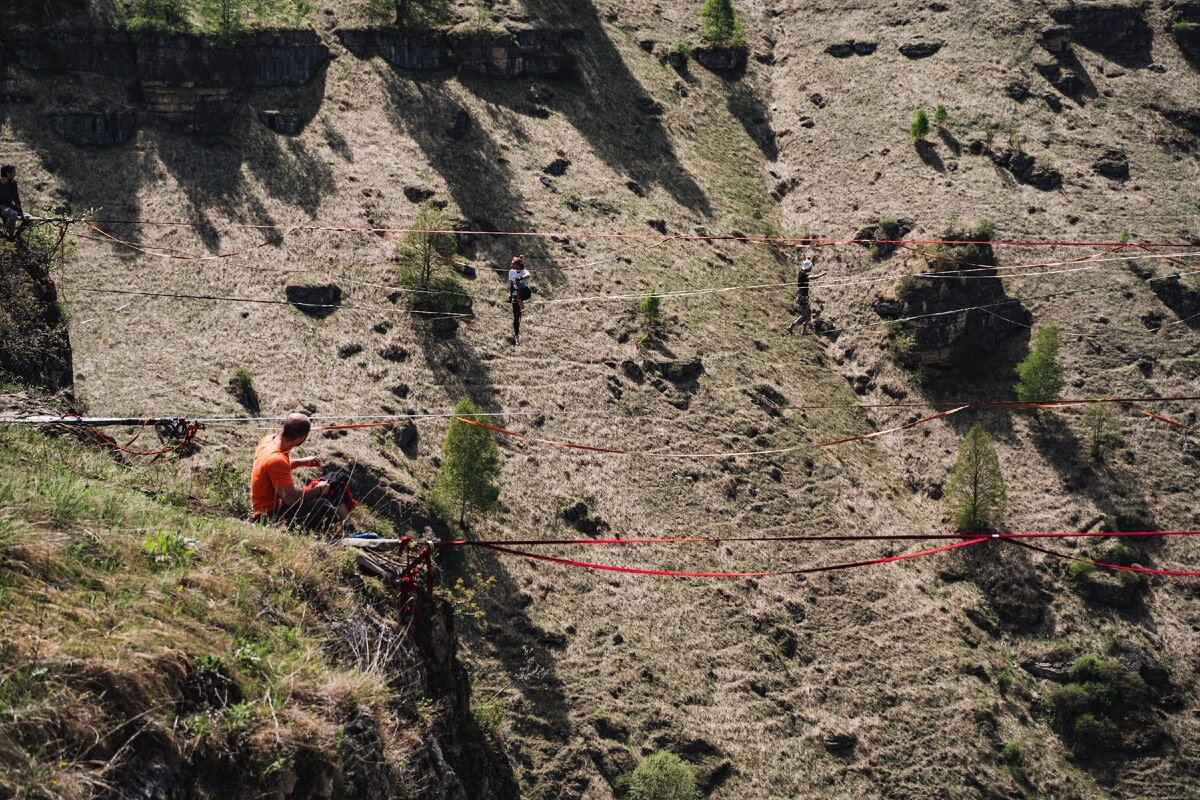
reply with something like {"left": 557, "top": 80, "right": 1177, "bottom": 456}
{"left": 1049, "top": 4, "right": 1152, "bottom": 65}
{"left": 48, "top": 110, "right": 136, "bottom": 146}
{"left": 337, "top": 28, "right": 448, "bottom": 69}
{"left": 691, "top": 44, "right": 747, "bottom": 72}
{"left": 450, "top": 29, "right": 573, "bottom": 78}
{"left": 875, "top": 239, "right": 1030, "bottom": 369}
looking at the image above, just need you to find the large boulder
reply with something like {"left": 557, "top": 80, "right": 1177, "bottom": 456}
{"left": 990, "top": 147, "right": 1063, "bottom": 190}
{"left": 691, "top": 44, "right": 747, "bottom": 72}
{"left": 876, "top": 282, "right": 1030, "bottom": 368}
{"left": 1049, "top": 5, "right": 1152, "bottom": 65}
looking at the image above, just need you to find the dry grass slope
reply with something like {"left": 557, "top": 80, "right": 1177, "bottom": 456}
{"left": 0, "top": 0, "right": 1197, "bottom": 798}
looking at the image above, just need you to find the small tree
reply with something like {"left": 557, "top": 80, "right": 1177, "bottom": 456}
{"left": 197, "top": 0, "right": 250, "bottom": 39}
{"left": 435, "top": 398, "right": 501, "bottom": 527}
{"left": 626, "top": 752, "right": 699, "bottom": 800}
{"left": 123, "top": 0, "right": 193, "bottom": 34}
{"left": 910, "top": 108, "right": 930, "bottom": 141}
{"left": 395, "top": 202, "right": 466, "bottom": 313}
{"left": 700, "top": 0, "right": 745, "bottom": 46}
{"left": 946, "top": 421, "right": 1006, "bottom": 533}
{"left": 639, "top": 289, "right": 662, "bottom": 327}
{"left": 1080, "top": 403, "right": 1124, "bottom": 461}
{"left": 933, "top": 104, "right": 949, "bottom": 126}
{"left": 1014, "top": 322, "right": 1064, "bottom": 403}
{"left": 394, "top": 0, "right": 451, "bottom": 28}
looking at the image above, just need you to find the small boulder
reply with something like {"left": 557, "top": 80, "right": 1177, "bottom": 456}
{"left": 1040, "top": 24, "right": 1074, "bottom": 54}
{"left": 258, "top": 110, "right": 305, "bottom": 135}
{"left": 543, "top": 158, "right": 570, "bottom": 176}
{"left": 403, "top": 186, "right": 435, "bottom": 203}
{"left": 691, "top": 44, "right": 747, "bottom": 72}
{"left": 1092, "top": 148, "right": 1129, "bottom": 181}
{"left": 285, "top": 284, "right": 342, "bottom": 318}
{"left": 822, "top": 733, "right": 857, "bottom": 753}
{"left": 1021, "top": 659, "right": 1072, "bottom": 682}
{"left": 899, "top": 41, "right": 943, "bottom": 59}
{"left": 379, "top": 345, "right": 409, "bottom": 362}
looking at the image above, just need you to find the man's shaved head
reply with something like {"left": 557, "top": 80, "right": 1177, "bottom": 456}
{"left": 281, "top": 413, "right": 311, "bottom": 442}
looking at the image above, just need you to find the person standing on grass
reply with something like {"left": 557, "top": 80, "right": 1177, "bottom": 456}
{"left": 250, "top": 413, "right": 351, "bottom": 532}
{"left": 0, "top": 165, "right": 32, "bottom": 242}
{"left": 507, "top": 254, "right": 532, "bottom": 345}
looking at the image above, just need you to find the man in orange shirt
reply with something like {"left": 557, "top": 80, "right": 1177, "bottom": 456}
{"left": 250, "top": 413, "right": 349, "bottom": 530}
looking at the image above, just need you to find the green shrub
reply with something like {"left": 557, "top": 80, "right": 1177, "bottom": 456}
{"left": 1171, "top": 21, "right": 1200, "bottom": 34}
{"left": 1066, "top": 558, "right": 1097, "bottom": 582}
{"left": 142, "top": 529, "right": 194, "bottom": 568}
{"left": 700, "top": 0, "right": 745, "bottom": 46}
{"left": 1014, "top": 323, "right": 1064, "bottom": 403}
{"left": 1073, "top": 713, "right": 1121, "bottom": 748}
{"left": 639, "top": 289, "right": 662, "bottom": 326}
{"left": 910, "top": 108, "right": 930, "bottom": 140}
{"left": 1046, "top": 655, "right": 1151, "bottom": 750}
{"left": 1080, "top": 403, "right": 1124, "bottom": 461}
{"left": 926, "top": 220, "right": 996, "bottom": 273}
{"left": 933, "top": 104, "right": 949, "bottom": 125}
{"left": 122, "top": 0, "right": 193, "bottom": 35}
{"left": 472, "top": 699, "right": 504, "bottom": 737}
{"left": 945, "top": 422, "right": 1006, "bottom": 533}
{"left": 996, "top": 668, "right": 1014, "bottom": 695}
{"left": 884, "top": 322, "right": 916, "bottom": 363}
{"left": 626, "top": 751, "right": 700, "bottom": 800}
{"left": 895, "top": 274, "right": 933, "bottom": 303}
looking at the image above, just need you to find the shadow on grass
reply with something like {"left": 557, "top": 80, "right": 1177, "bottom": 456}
{"left": 374, "top": 70, "right": 560, "bottom": 293}
{"left": 516, "top": 0, "right": 712, "bottom": 217}
{"left": 458, "top": 545, "right": 575, "bottom": 766}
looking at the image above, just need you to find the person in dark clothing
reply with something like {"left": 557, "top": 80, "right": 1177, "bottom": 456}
{"left": 793, "top": 256, "right": 826, "bottom": 305}
{"left": 0, "top": 165, "right": 30, "bottom": 242}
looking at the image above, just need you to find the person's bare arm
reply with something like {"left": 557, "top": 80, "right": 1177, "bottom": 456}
{"left": 276, "top": 480, "right": 330, "bottom": 506}
{"left": 291, "top": 455, "right": 322, "bottom": 470}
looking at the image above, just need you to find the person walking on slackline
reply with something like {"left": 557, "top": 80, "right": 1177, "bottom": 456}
{"left": 784, "top": 253, "right": 825, "bottom": 336}
{"left": 507, "top": 254, "right": 532, "bottom": 345}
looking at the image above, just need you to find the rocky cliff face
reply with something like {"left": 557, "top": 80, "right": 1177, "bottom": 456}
{"left": 0, "top": 245, "right": 72, "bottom": 391}
{"left": 875, "top": 270, "right": 1031, "bottom": 369}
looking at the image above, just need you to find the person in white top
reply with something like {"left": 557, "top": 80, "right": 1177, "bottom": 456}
{"left": 507, "top": 255, "right": 531, "bottom": 344}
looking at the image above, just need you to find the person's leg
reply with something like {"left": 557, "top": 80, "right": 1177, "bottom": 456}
{"left": 513, "top": 303, "right": 521, "bottom": 341}
{"left": 280, "top": 498, "right": 341, "bottom": 531}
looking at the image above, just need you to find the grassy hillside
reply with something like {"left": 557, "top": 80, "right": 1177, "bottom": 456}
{"left": 1, "top": 0, "right": 1198, "bottom": 798}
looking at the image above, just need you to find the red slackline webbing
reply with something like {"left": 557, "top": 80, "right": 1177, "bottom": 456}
{"left": 459, "top": 537, "right": 988, "bottom": 578}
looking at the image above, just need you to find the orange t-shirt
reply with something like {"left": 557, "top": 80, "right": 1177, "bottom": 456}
{"left": 250, "top": 434, "right": 294, "bottom": 516}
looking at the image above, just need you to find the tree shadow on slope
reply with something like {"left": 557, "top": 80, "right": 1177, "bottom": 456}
{"left": 457, "top": 546, "right": 575, "bottom": 773}
{"left": 0, "top": 84, "right": 146, "bottom": 238}
{"left": 412, "top": 321, "right": 498, "bottom": 412}
{"left": 726, "top": 82, "right": 776, "bottom": 161}
{"left": 517, "top": 0, "right": 712, "bottom": 217}
{"left": 374, "top": 70, "right": 559, "bottom": 289}
{"left": 1027, "top": 413, "right": 1160, "bottom": 542}
{"left": 151, "top": 93, "right": 333, "bottom": 251}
